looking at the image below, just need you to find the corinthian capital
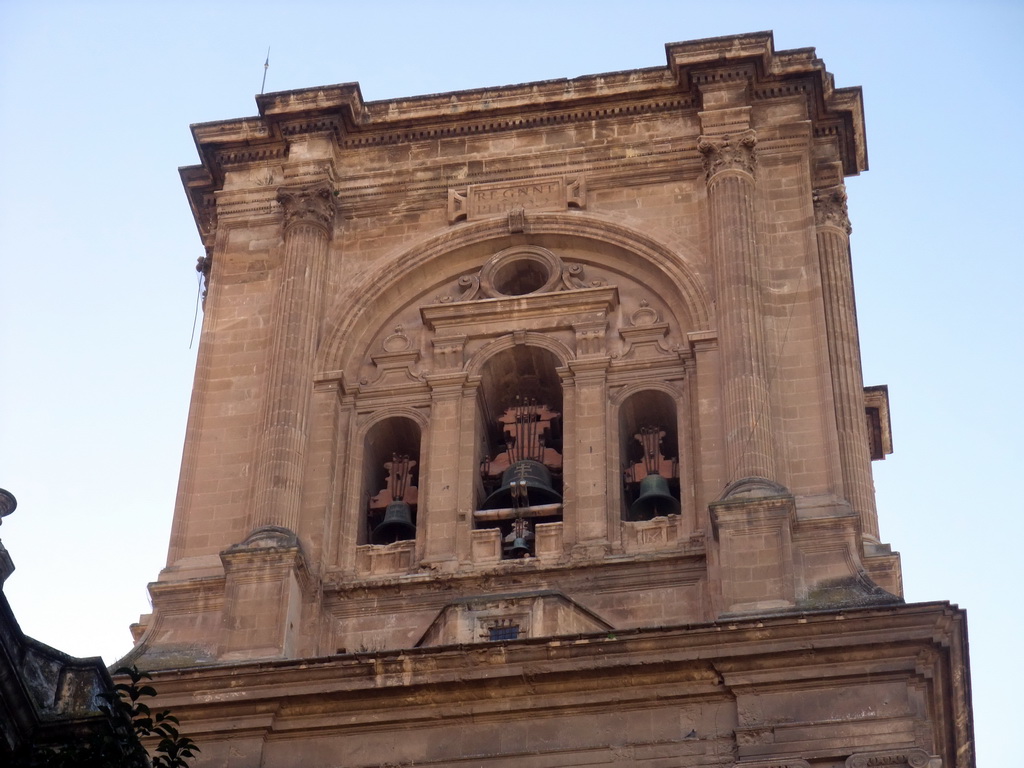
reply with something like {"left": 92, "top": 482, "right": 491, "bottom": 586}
{"left": 813, "top": 184, "right": 852, "bottom": 234}
{"left": 277, "top": 181, "right": 337, "bottom": 235}
{"left": 697, "top": 130, "right": 757, "bottom": 180}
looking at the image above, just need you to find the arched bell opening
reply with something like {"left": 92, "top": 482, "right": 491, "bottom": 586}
{"left": 619, "top": 390, "right": 681, "bottom": 521}
{"left": 361, "top": 417, "right": 421, "bottom": 545}
{"left": 475, "top": 345, "right": 564, "bottom": 559}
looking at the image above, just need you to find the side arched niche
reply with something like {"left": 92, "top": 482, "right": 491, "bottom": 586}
{"left": 609, "top": 382, "right": 696, "bottom": 555}
{"left": 618, "top": 389, "right": 681, "bottom": 520}
{"left": 361, "top": 416, "right": 422, "bottom": 546}
{"left": 335, "top": 409, "right": 428, "bottom": 577}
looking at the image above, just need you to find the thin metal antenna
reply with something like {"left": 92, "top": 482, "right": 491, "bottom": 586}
{"left": 261, "top": 47, "right": 270, "bottom": 94}
{"left": 189, "top": 270, "right": 202, "bottom": 349}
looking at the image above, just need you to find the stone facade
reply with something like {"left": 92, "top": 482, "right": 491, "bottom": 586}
{"left": 126, "top": 32, "right": 973, "bottom": 767}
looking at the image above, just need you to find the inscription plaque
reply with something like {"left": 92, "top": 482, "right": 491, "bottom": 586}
{"left": 449, "top": 176, "right": 584, "bottom": 222}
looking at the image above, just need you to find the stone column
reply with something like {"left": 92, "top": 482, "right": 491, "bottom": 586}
{"left": 421, "top": 373, "right": 467, "bottom": 567}
{"left": 698, "top": 131, "right": 777, "bottom": 494}
{"left": 566, "top": 358, "right": 611, "bottom": 552}
{"left": 814, "top": 184, "right": 879, "bottom": 541}
{"left": 248, "top": 181, "right": 336, "bottom": 540}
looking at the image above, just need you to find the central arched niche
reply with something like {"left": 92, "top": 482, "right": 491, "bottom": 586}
{"left": 475, "top": 345, "right": 564, "bottom": 559}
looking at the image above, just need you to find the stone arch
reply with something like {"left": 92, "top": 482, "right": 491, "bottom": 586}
{"left": 465, "top": 332, "right": 574, "bottom": 377}
{"left": 609, "top": 380, "right": 685, "bottom": 407}
{"left": 357, "top": 405, "right": 430, "bottom": 432}
{"left": 316, "top": 211, "right": 712, "bottom": 377}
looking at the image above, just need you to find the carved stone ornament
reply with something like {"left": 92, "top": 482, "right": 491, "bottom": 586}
{"left": 813, "top": 184, "right": 853, "bottom": 234}
{"left": 733, "top": 759, "right": 811, "bottom": 768}
{"left": 845, "top": 749, "right": 932, "bottom": 768}
{"left": 195, "top": 251, "right": 212, "bottom": 305}
{"left": 431, "top": 335, "right": 466, "bottom": 370}
{"left": 382, "top": 325, "right": 411, "bottom": 353}
{"left": 629, "top": 299, "right": 660, "bottom": 327}
{"left": 277, "top": 181, "right": 337, "bottom": 234}
{"left": 508, "top": 206, "right": 527, "bottom": 234}
{"left": 573, "top": 320, "right": 607, "bottom": 357}
{"left": 697, "top": 130, "right": 757, "bottom": 179}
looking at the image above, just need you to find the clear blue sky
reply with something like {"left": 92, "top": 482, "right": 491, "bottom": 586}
{"left": 1, "top": 2, "right": 1020, "bottom": 764}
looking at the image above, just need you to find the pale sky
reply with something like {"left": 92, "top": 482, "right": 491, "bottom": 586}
{"left": 1, "top": 2, "right": 1020, "bottom": 764}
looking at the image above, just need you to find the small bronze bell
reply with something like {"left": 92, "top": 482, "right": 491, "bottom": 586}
{"left": 504, "top": 519, "right": 534, "bottom": 558}
{"left": 628, "top": 473, "right": 680, "bottom": 521}
{"left": 506, "top": 535, "right": 533, "bottom": 558}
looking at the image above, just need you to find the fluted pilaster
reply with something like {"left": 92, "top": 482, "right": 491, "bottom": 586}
{"left": 814, "top": 184, "right": 879, "bottom": 541}
{"left": 248, "top": 181, "right": 335, "bottom": 537}
{"left": 699, "top": 132, "right": 777, "bottom": 491}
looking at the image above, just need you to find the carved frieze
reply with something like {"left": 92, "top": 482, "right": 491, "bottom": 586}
{"left": 697, "top": 130, "right": 757, "bottom": 179}
{"left": 277, "top": 181, "right": 337, "bottom": 234}
{"left": 813, "top": 184, "right": 853, "bottom": 234}
{"left": 845, "top": 748, "right": 933, "bottom": 768}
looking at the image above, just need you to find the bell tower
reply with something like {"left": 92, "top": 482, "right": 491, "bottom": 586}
{"left": 130, "top": 32, "right": 973, "bottom": 768}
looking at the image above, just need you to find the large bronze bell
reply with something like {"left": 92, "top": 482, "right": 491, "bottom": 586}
{"left": 483, "top": 459, "right": 562, "bottom": 510}
{"left": 371, "top": 500, "right": 417, "bottom": 544}
{"left": 628, "top": 473, "right": 680, "bottom": 521}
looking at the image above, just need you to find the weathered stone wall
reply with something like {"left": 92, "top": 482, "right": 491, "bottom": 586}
{"left": 124, "top": 32, "right": 970, "bottom": 768}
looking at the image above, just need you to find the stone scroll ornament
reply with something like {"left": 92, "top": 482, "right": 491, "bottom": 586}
{"left": 813, "top": 184, "right": 853, "bottom": 234}
{"left": 276, "top": 181, "right": 337, "bottom": 233}
{"left": 697, "top": 130, "right": 757, "bottom": 179}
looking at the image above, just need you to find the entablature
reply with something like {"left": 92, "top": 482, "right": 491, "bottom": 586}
{"left": 181, "top": 33, "right": 867, "bottom": 240}
{"left": 420, "top": 285, "right": 619, "bottom": 338}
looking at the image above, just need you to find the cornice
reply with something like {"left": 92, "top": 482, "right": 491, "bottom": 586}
{"left": 141, "top": 601, "right": 966, "bottom": 697}
{"left": 340, "top": 94, "right": 692, "bottom": 149}
{"left": 182, "top": 34, "right": 867, "bottom": 235}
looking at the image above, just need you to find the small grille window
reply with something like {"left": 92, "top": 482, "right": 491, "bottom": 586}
{"left": 488, "top": 625, "right": 520, "bottom": 642}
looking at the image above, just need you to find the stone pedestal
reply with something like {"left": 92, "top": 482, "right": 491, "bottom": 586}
{"left": 711, "top": 494, "right": 797, "bottom": 614}
{"left": 219, "top": 530, "right": 310, "bottom": 660}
